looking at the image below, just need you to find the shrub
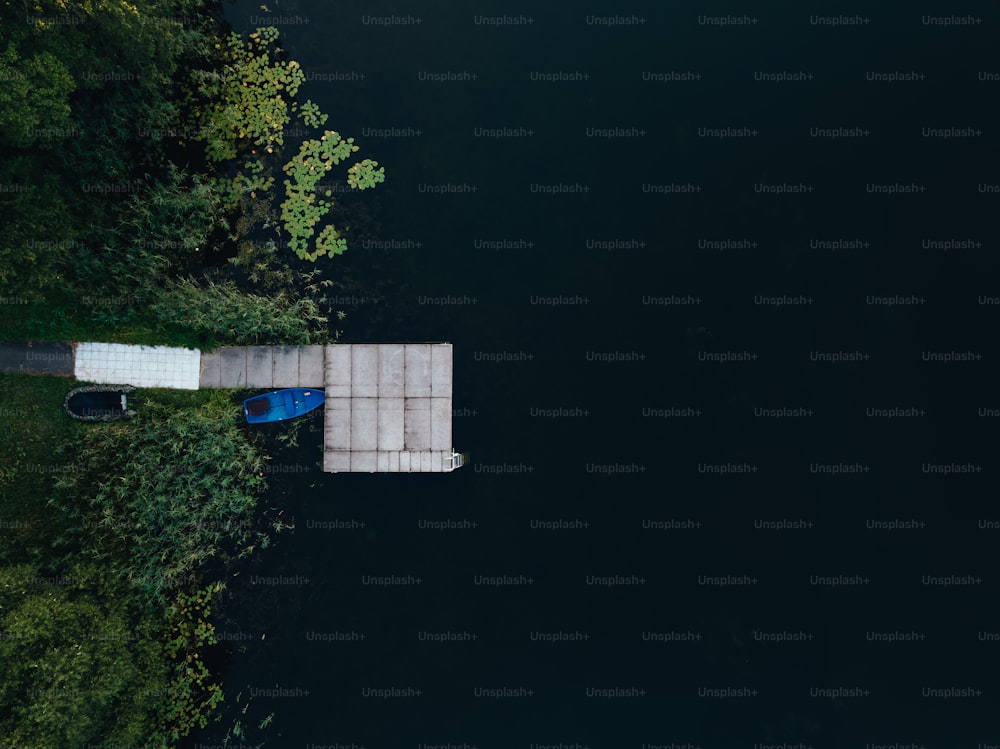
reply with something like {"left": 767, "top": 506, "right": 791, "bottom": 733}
{"left": 50, "top": 399, "right": 269, "bottom": 608}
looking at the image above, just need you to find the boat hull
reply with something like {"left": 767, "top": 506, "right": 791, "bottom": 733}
{"left": 243, "top": 388, "right": 325, "bottom": 424}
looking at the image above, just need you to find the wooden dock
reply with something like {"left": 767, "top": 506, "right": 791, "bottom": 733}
{"left": 198, "top": 345, "right": 326, "bottom": 389}
{"left": 53, "top": 341, "right": 463, "bottom": 473}
{"left": 199, "top": 343, "right": 461, "bottom": 473}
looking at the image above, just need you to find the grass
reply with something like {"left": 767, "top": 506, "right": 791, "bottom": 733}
{"left": 0, "top": 378, "right": 239, "bottom": 567}
{"left": 0, "top": 287, "right": 216, "bottom": 349}
{"left": 0, "top": 374, "right": 83, "bottom": 565}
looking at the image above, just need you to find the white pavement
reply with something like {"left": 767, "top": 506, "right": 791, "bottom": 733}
{"left": 74, "top": 342, "right": 201, "bottom": 389}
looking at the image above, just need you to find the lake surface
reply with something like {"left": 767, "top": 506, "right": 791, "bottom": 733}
{"left": 195, "top": 1, "right": 1000, "bottom": 746}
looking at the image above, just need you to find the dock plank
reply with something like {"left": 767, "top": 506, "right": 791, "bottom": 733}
{"left": 198, "top": 349, "right": 222, "bottom": 388}
{"left": 271, "top": 346, "right": 299, "bottom": 387}
{"left": 245, "top": 346, "right": 273, "bottom": 388}
{"left": 351, "top": 451, "right": 377, "bottom": 473}
{"left": 324, "top": 451, "right": 350, "bottom": 473}
{"left": 324, "top": 345, "right": 351, "bottom": 397}
{"left": 404, "top": 344, "right": 431, "bottom": 397}
{"left": 378, "top": 343, "right": 405, "bottom": 397}
{"left": 378, "top": 397, "right": 405, "bottom": 451}
{"left": 218, "top": 347, "right": 247, "bottom": 388}
{"left": 298, "top": 346, "right": 325, "bottom": 386}
{"left": 351, "top": 397, "right": 378, "bottom": 450}
{"left": 324, "top": 397, "right": 352, "bottom": 450}
{"left": 352, "top": 345, "right": 379, "bottom": 398}
{"left": 430, "top": 344, "right": 452, "bottom": 396}
{"left": 430, "top": 397, "right": 452, "bottom": 451}
{"left": 404, "top": 399, "right": 431, "bottom": 451}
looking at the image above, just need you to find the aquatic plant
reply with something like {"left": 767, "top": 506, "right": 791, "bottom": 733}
{"left": 280, "top": 131, "right": 385, "bottom": 260}
{"left": 159, "top": 583, "right": 225, "bottom": 742}
{"left": 296, "top": 98, "right": 327, "bottom": 128}
{"left": 347, "top": 158, "right": 386, "bottom": 190}
{"left": 189, "top": 26, "right": 304, "bottom": 163}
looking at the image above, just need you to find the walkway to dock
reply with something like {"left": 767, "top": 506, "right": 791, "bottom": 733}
{"left": 199, "top": 345, "right": 325, "bottom": 389}
{"left": 1, "top": 340, "right": 461, "bottom": 473}
{"left": 199, "top": 343, "right": 457, "bottom": 473}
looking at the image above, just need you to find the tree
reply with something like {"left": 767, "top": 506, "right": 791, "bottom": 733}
{"left": 0, "top": 563, "right": 172, "bottom": 748}
{"left": 0, "top": 43, "right": 75, "bottom": 148}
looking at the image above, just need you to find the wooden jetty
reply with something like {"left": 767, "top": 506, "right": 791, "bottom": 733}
{"left": 68, "top": 341, "right": 463, "bottom": 473}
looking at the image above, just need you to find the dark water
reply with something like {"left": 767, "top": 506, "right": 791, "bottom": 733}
{"left": 196, "top": 1, "right": 1000, "bottom": 746}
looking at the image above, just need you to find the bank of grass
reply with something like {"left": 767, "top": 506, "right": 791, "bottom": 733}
{"left": 0, "top": 376, "right": 227, "bottom": 565}
{"left": 0, "top": 375, "right": 275, "bottom": 745}
{"left": 0, "top": 289, "right": 216, "bottom": 349}
{"left": 0, "top": 374, "right": 83, "bottom": 565}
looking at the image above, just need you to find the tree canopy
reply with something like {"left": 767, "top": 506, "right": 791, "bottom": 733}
{"left": 0, "top": 563, "right": 172, "bottom": 748}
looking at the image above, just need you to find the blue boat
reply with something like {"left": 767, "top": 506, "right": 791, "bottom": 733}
{"left": 243, "top": 388, "right": 325, "bottom": 424}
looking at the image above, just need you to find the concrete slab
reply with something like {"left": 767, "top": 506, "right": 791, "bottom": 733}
{"left": 352, "top": 451, "right": 377, "bottom": 473}
{"left": 378, "top": 343, "right": 405, "bottom": 397}
{"left": 324, "top": 345, "right": 351, "bottom": 397}
{"left": 324, "top": 397, "right": 352, "bottom": 450}
{"left": 351, "top": 397, "right": 378, "bottom": 450}
{"left": 271, "top": 346, "right": 299, "bottom": 387}
{"left": 431, "top": 344, "right": 452, "bottom": 396}
{"left": 76, "top": 342, "right": 200, "bottom": 389}
{"left": 219, "top": 347, "right": 247, "bottom": 388}
{"left": 404, "top": 403, "right": 431, "bottom": 451}
{"left": 378, "top": 397, "right": 405, "bottom": 451}
{"left": 324, "top": 451, "right": 351, "bottom": 473}
{"left": 404, "top": 344, "right": 431, "bottom": 397}
{"left": 352, "top": 344, "right": 379, "bottom": 398}
{"left": 430, "top": 397, "right": 452, "bottom": 450}
{"left": 246, "top": 346, "right": 273, "bottom": 388}
{"left": 315, "top": 342, "right": 458, "bottom": 473}
{"left": 199, "top": 349, "right": 222, "bottom": 388}
{"left": 298, "top": 346, "right": 325, "bottom": 386}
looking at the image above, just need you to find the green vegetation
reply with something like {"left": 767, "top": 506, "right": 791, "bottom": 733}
{"left": 159, "top": 583, "right": 225, "bottom": 742}
{"left": 187, "top": 24, "right": 384, "bottom": 261}
{"left": 0, "top": 563, "right": 172, "bottom": 748}
{"left": 50, "top": 394, "right": 269, "bottom": 606}
{"left": 190, "top": 25, "right": 304, "bottom": 163}
{"left": 0, "top": 375, "right": 83, "bottom": 564}
{"left": 0, "top": 0, "right": 383, "bottom": 744}
{"left": 0, "top": 376, "right": 272, "bottom": 746}
{"left": 282, "top": 133, "right": 385, "bottom": 260}
{"left": 152, "top": 275, "right": 329, "bottom": 344}
{"left": 1, "top": 3, "right": 381, "bottom": 344}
